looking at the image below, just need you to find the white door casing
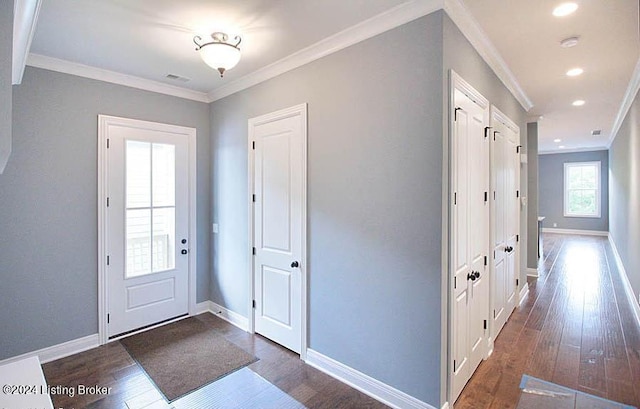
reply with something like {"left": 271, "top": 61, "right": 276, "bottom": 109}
{"left": 450, "top": 72, "right": 490, "bottom": 402}
{"left": 248, "top": 104, "right": 307, "bottom": 356}
{"left": 98, "top": 115, "right": 197, "bottom": 342}
{"left": 490, "top": 107, "right": 520, "bottom": 341}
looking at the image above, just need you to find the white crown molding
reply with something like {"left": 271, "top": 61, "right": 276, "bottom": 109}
{"left": 26, "top": 53, "right": 211, "bottom": 103}
{"left": 538, "top": 146, "right": 609, "bottom": 155}
{"left": 208, "top": 0, "right": 445, "bottom": 102}
{"left": 12, "top": 0, "right": 42, "bottom": 85}
{"left": 608, "top": 56, "right": 640, "bottom": 148}
{"left": 305, "top": 349, "right": 437, "bottom": 409}
{"left": 0, "top": 334, "right": 99, "bottom": 366}
{"left": 443, "top": 0, "right": 533, "bottom": 112}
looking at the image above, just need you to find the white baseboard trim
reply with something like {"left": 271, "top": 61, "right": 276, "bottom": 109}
{"left": 608, "top": 236, "right": 640, "bottom": 328}
{"left": 305, "top": 349, "right": 436, "bottom": 409}
{"left": 0, "top": 334, "right": 99, "bottom": 366}
{"left": 526, "top": 267, "right": 539, "bottom": 278}
{"left": 518, "top": 282, "right": 530, "bottom": 306}
{"left": 195, "top": 301, "right": 249, "bottom": 332}
{"left": 541, "top": 227, "right": 609, "bottom": 237}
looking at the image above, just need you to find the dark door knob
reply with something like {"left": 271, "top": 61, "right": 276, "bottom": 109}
{"left": 291, "top": 261, "right": 299, "bottom": 268}
{"left": 474, "top": 271, "right": 480, "bottom": 279}
{"left": 467, "top": 273, "right": 476, "bottom": 281}
{"left": 181, "top": 239, "right": 187, "bottom": 244}
{"left": 181, "top": 249, "right": 188, "bottom": 255}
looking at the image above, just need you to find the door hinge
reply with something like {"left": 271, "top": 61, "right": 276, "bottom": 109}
{"left": 252, "top": 300, "right": 256, "bottom": 309}
{"left": 252, "top": 194, "right": 256, "bottom": 202}
{"left": 494, "top": 309, "right": 496, "bottom": 318}
{"left": 484, "top": 319, "right": 487, "bottom": 330}
{"left": 516, "top": 190, "right": 520, "bottom": 198}
{"left": 516, "top": 145, "right": 522, "bottom": 153}
{"left": 252, "top": 247, "right": 256, "bottom": 255}
{"left": 454, "top": 276, "right": 457, "bottom": 289}
{"left": 516, "top": 234, "right": 520, "bottom": 242}
{"left": 454, "top": 192, "right": 457, "bottom": 205}
{"left": 484, "top": 256, "right": 488, "bottom": 266}
{"left": 493, "top": 131, "right": 499, "bottom": 141}
{"left": 252, "top": 141, "right": 255, "bottom": 150}
{"left": 493, "top": 251, "right": 496, "bottom": 259}
{"left": 454, "top": 107, "right": 462, "bottom": 121}
{"left": 106, "top": 197, "right": 109, "bottom": 207}
{"left": 484, "top": 191, "right": 488, "bottom": 202}
{"left": 453, "top": 359, "right": 456, "bottom": 372}
{"left": 516, "top": 278, "right": 519, "bottom": 286}
{"left": 107, "top": 314, "right": 110, "bottom": 324}
{"left": 107, "top": 255, "right": 110, "bottom": 265}
{"left": 106, "top": 139, "right": 110, "bottom": 149}
{"left": 494, "top": 191, "right": 496, "bottom": 200}
{"left": 484, "top": 127, "right": 492, "bottom": 138}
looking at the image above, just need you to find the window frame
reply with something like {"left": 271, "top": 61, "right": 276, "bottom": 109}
{"left": 563, "top": 161, "right": 601, "bottom": 218}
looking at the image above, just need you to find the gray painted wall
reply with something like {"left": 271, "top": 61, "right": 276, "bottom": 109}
{"left": 0, "top": 67, "right": 210, "bottom": 360}
{"left": 609, "top": 91, "right": 640, "bottom": 306}
{"left": 0, "top": 0, "right": 13, "bottom": 173}
{"left": 443, "top": 14, "right": 529, "bottom": 299}
{"left": 527, "top": 123, "right": 539, "bottom": 269}
{"left": 211, "top": 14, "right": 444, "bottom": 405}
{"left": 538, "top": 150, "right": 609, "bottom": 232}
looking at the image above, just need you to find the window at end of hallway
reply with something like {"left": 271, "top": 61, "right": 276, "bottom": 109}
{"left": 564, "top": 161, "right": 601, "bottom": 218}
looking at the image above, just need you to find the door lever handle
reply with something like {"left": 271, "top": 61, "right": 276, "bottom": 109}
{"left": 291, "top": 261, "right": 299, "bottom": 268}
{"left": 467, "top": 272, "right": 477, "bottom": 281}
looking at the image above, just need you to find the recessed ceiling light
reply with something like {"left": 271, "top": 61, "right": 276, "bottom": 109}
{"left": 553, "top": 2, "right": 578, "bottom": 17}
{"left": 554, "top": 139, "right": 562, "bottom": 143}
{"left": 572, "top": 100, "right": 585, "bottom": 106}
{"left": 559, "top": 145, "right": 566, "bottom": 149}
{"left": 560, "top": 36, "right": 580, "bottom": 48}
{"left": 566, "top": 68, "right": 584, "bottom": 77}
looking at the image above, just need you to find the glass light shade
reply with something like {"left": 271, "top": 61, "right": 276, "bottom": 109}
{"left": 199, "top": 43, "right": 241, "bottom": 76}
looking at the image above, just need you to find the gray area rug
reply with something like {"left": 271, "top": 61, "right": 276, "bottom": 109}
{"left": 120, "top": 317, "right": 257, "bottom": 402}
{"left": 517, "top": 375, "right": 636, "bottom": 409}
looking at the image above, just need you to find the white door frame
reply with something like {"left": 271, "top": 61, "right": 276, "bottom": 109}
{"left": 247, "top": 103, "right": 308, "bottom": 360}
{"left": 446, "top": 71, "right": 491, "bottom": 405}
{"left": 97, "top": 115, "right": 198, "bottom": 345}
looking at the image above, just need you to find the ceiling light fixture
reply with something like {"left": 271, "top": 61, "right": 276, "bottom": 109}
{"left": 553, "top": 2, "right": 578, "bottom": 17}
{"left": 572, "top": 100, "right": 585, "bottom": 106}
{"left": 560, "top": 36, "right": 580, "bottom": 48}
{"left": 566, "top": 68, "right": 584, "bottom": 77}
{"left": 193, "top": 32, "right": 242, "bottom": 77}
{"left": 559, "top": 145, "right": 566, "bottom": 149}
{"left": 554, "top": 139, "right": 562, "bottom": 143}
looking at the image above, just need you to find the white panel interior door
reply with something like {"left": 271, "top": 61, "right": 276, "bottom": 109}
{"left": 251, "top": 105, "right": 306, "bottom": 354}
{"left": 451, "top": 82, "right": 490, "bottom": 401}
{"left": 106, "top": 120, "right": 191, "bottom": 337}
{"left": 490, "top": 108, "right": 520, "bottom": 340}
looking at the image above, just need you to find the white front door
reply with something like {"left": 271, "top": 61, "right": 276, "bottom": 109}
{"left": 490, "top": 108, "right": 520, "bottom": 340}
{"left": 250, "top": 104, "right": 307, "bottom": 354}
{"left": 451, "top": 78, "right": 490, "bottom": 401}
{"left": 102, "top": 116, "right": 193, "bottom": 338}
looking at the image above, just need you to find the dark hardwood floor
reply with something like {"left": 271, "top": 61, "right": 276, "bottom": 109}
{"left": 42, "top": 314, "right": 388, "bottom": 409}
{"left": 40, "top": 233, "right": 640, "bottom": 408}
{"left": 455, "top": 233, "right": 640, "bottom": 408}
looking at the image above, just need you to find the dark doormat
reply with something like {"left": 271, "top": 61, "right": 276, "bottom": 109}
{"left": 120, "top": 317, "right": 258, "bottom": 402}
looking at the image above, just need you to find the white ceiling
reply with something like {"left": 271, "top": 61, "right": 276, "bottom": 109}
{"left": 463, "top": 0, "right": 639, "bottom": 153}
{"left": 28, "top": 0, "right": 640, "bottom": 153}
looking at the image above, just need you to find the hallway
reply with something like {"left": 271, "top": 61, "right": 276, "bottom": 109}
{"left": 455, "top": 234, "right": 640, "bottom": 408}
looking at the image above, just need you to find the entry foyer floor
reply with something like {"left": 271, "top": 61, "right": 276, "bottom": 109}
{"left": 41, "top": 234, "right": 640, "bottom": 408}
